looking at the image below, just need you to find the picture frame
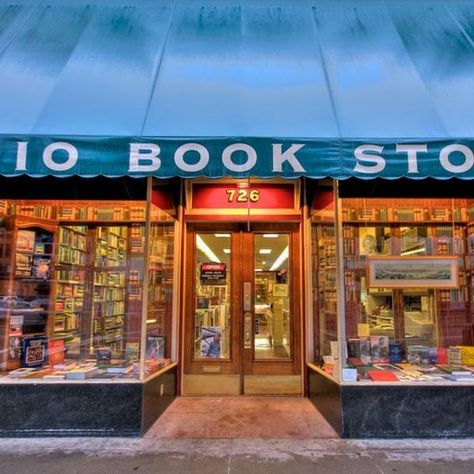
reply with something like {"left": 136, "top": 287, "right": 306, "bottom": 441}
{"left": 367, "top": 256, "right": 459, "bottom": 288}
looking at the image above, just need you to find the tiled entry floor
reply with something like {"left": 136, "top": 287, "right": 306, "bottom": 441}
{"left": 145, "top": 397, "right": 339, "bottom": 439}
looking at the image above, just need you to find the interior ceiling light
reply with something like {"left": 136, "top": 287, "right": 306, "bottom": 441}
{"left": 196, "top": 235, "right": 220, "bottom": 263}
{"left": 255, "top": 268, "right": 263, "bottom": 272}
{"left": 259, "top": 249, "right": 272, "bottom": 254}
{"left": 262, "top": 234, "right": 279, "bottom": 238}
{"left": 214, "top": 233, "right": 231, "bottom": 238}
{"left": 270, "top": 245, "right": 289, "bottom": 271}
{"left": 223, "top": 249, "right": 231, "bottom": 254}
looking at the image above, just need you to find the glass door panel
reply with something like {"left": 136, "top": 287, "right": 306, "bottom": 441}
{"left": 193, "top": 233, "right": 231, "bottom": 359}
{"left": 254, "top": 233, "right": 291, "bottom": 360}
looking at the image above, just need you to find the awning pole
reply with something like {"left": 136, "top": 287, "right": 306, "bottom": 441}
{"left": 334, "top": 180, "right": 347, "bottom": 380}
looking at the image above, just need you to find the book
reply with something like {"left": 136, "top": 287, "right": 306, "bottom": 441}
{"left": 146, "top": 335, "right": 165, "bottom": 360}
{"left": 8, "top": 367, "right": 38, "bottom": 378}
{"left": 367, "top": 370, "right": 399, "bottom": 382}
{"left": 373, "top": 363, "right": 400, "bottom": 372}
{"left": 32, "top": 256, "right": 51, "bottom": 279}
{"left": 43, "top": 371, "right": 67, "bottom": 380}
{"left": 125, "top": 342, "right": 139, "bottom": 361}
{"left": 347, "top": 338, "right": 361, "bottom": 358}
{"left": 407, "top": 345, "right": 430, "bottom": 365}
{"left": 370, "top": 336, "right": 389, "bottom": 363}
{"left": 96, "top": 347, "right": 112, "bottom": 368}
{"left": 8, "top": 335, "right": 22, "bottom": 360}
{"left": 359, "top": 337, "right": 371, "bottom": 364}
{"left": 107, "top": 363, "right": 132, "bottom": 374}
{"left": 48, "top": 339, "right": 65, "bottom": 367}
{"left": 437, "top": 365, "right": 472, "bottom": 375}
{"left": 21, "top": 335, "right": 47, "bottom": 368}
{"left": 65, "top": 367, "right": 99, "bottom": 380}
{"left": 444, "top": 374, "right": 474, "bottom": 382}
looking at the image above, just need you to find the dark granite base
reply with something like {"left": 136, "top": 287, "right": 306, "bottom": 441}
{"left": 308, "top": 366, "right": 342, "bottom": 436}
{"left": 308, "top": 366, "right": 474, "bottom": 438}
{"left": 0, "top": 366, "right": 176, "bottom": 437}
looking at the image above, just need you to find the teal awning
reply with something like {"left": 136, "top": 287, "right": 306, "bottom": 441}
{"left": 1, "top": 0, "right": 474, "bottom": 179}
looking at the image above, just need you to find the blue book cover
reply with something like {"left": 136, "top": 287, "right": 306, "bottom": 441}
{"left": 21, "top": 335, "right": 47, "bottom": 368}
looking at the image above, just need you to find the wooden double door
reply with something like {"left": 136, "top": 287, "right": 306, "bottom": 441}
{"left": 182, "top": 223, "right": 302, "bottom": 395}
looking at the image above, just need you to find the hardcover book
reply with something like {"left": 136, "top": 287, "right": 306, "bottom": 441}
{"left": 32, "top": 256, "right": 51, "bottom": 279}
{"left": 21, "top": 335, "right": 47, "bottom": 368}
{"left": 367, "top": 370, "right": 399, "bottom": 382}
{"left": 65, "top": 367, "right": 99, "bottom": 380}
{"left": 8, "top": 367, "right": 38, "bottom": 378}
{"left": 370, "top": 336, "right": 389, "bottom": 363}
{"left": 96, "top": 347, "right": 112, "bottom": 368}
{"left": 48, "top": 339, "right": 65, "bottom": 367}
{"left": 359, "top": 337, "right": 371, "bottom": 364}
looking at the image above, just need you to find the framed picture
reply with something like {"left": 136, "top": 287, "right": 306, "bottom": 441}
{"left": 367, "top": 256, "right": 459, "bottom": 288}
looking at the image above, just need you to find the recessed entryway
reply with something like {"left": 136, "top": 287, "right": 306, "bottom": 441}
{"left": 144, "top": 397, "right": 339, "bottom": 439}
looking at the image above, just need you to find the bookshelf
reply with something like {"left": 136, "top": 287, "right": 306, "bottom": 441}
{"left": 0, "top": 216, "right": 56, "bottom": 371}
{"left": 90, "top": 226, "right": 128, "bottom": 355}
{"left": 4, "top": 200, "right": 147, "bottom": 223}
{"left": 54, "top": 225, "right": 88, "bottom": 355}
{"left": 312, "top": 223, "right": 337, "bottom": 357}
{"left": 341, "top": 198, "right": 470, "bottom": 224}
{"left": 145, "top": 223, "right": 175, "bottom": 346}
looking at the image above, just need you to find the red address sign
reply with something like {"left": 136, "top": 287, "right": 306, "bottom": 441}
{"left": 192, "top": 183, "right": 295, "bottom": 209}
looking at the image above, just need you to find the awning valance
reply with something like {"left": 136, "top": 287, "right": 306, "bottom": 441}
{"left": 1, "top": 0, "right": 474, "bottom": 179}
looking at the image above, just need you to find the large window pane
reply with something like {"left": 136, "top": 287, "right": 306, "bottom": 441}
{"left": 0, "top": 197, "right": 177, "bottom": 382}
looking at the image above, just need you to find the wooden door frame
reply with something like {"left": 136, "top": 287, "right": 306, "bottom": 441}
{"left": 241, "top": 223, "right": 302, "bottom": 377}
{"left": 182, "top": 221, "right": 303, "bottom": 389}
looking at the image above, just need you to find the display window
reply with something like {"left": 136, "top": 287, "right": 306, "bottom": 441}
{"left": 0, "top": 191, "right": 177, "bottom": 383}
{"left": 312, "top": 192, "right": 474, "bottom": 384}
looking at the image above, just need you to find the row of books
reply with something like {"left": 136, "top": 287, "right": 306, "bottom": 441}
{"left": 354, "top": 363, "right": 474, "bottom": 382}
{"left": 341, "top": 206, "right": 473, "bottom": 222}
{"left": 6, "top": 362, "right": 139, "bottom": 381}
{"left": 2, "top": 201, "right": 148, "bottom": 222}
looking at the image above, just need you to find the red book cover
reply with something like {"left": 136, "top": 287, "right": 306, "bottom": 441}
{"left": 48, "top": 339, "right": 65, "bottom": 367}
{"left": 367, "top": 370, "right": 399, "bottom": 382}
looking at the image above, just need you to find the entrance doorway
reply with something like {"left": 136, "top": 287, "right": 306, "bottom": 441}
{"left": 182, "top": 224, "right": 302, "bottom": 395}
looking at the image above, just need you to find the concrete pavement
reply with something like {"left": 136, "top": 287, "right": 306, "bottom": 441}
{"left": 0, "top": 438, "right": 473, "bottom": 473}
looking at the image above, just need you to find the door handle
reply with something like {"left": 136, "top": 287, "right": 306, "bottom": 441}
{"left": 243, "top": 281, "right": 251, "bottom": 311}
{"left": 244, "top": 312, "right": 252, "bottom": 348}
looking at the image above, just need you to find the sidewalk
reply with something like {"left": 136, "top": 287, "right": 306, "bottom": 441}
{"left": 0, "top": 438, "right": 473, "bottom": 474}
{"left": 0, "top": 397, "right": 472, "bottom": 473}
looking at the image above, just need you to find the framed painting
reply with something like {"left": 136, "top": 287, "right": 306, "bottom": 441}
{"left": 367, "top": 256, "right": 459, "bottom": 288}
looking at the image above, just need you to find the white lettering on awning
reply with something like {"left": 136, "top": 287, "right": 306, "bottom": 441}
{"left": 129, "top": 143, "right": 161, "bottom": 171}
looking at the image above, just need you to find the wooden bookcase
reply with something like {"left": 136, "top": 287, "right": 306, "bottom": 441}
{"left": 312, "top": 223, "right": 337, "bottom": 357}
{"left": 0, "top": 216, "right": 57, "bottom": 370}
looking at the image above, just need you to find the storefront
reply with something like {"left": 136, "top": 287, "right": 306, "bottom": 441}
{"left": 0, "top": 0, "right": 473, "bottom": 438}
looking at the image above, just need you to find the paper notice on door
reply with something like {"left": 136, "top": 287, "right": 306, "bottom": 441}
{"left": 357, "top": 323, "right": 370, "bottom": 337}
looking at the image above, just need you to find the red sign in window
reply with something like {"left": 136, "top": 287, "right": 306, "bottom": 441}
{"left": 192, "top": 183, "right": 295, "bottom": 209}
